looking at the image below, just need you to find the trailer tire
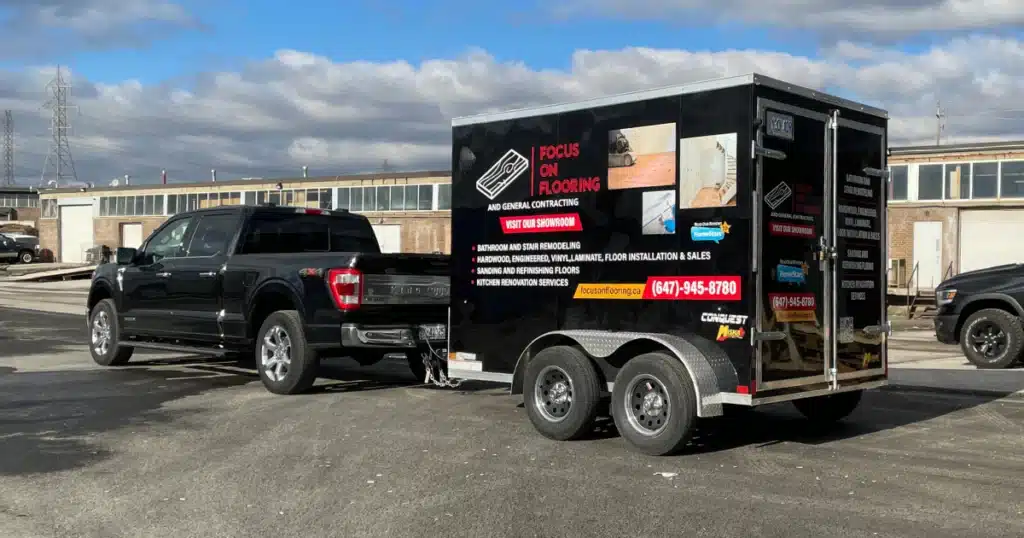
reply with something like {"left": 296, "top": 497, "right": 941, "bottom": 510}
{"left": 255, "top": 310, "right": 318, "bottom": 395}
{"left": 611, "top": 352, "right": 697, "bottom": 456}
{"left": 523, "top": 345, "right": 602, "bottom": 441}
{"left": 792, "top": 390, "right": 862, "bottom": 425}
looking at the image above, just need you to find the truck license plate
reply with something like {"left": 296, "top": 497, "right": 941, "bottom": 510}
{"left": 418, "top": 324, "right": 446, "bottom": 341}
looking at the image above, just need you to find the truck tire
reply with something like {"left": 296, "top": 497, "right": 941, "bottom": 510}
{"left": 959, "top": 308, "right": 1024, "bottom": 369}
{"left": 255, "top": 310, "right": 319, "bottom": 395}
{"left": 610, "top": 352, "right": 698, "bottom": 456}
{"left": 523, "top": 345, "right": 602, "bottom": 441}
{"left": 792, "top": 390, "right": 862, "bottom": 425}
{"left": 18, "top": 250, "right": 33, "bottom": 264}
{"left": 88, "top": 298, "right": 134, "bottom": 366}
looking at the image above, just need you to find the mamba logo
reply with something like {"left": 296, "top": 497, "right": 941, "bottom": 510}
{"left": 716, "top": 324, "right": 746, "bottom": 341}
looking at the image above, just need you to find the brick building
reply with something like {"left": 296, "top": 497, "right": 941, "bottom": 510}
{"left": 0, "top": 186, "right": 41, "bottom": 226}
{"left": 887, "top": 140, "right": 1024, "bottom": 291}
{"left": 37, "top": 171, "right": 452, "bottom": 263}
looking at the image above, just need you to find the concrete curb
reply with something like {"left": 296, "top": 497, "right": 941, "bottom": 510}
{"left": 884, "top": 384, "right": 1024, "bottom": 401}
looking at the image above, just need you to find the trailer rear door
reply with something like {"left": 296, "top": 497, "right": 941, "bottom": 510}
{"left": 754, "top": 97, "right": 888, "bottom": 393}
{"left": 754, "top": 100, "right": 832, "bottom": 391}
{"left": 832, "top": 116, "right": 887, "bottom": 383}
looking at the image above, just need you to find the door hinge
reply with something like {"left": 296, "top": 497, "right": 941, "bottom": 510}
{"left": 754, "top": 145, "right": 786, "bottom": 161}
{"left": 862, "top": 167, "right": 890, "bottom": 180}
{"left": 754, "top": 331, "right": 787, "bottom": 342}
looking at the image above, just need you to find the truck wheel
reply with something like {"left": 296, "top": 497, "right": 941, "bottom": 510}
{"left": 88, "top": 299, "right": 134, "bottom": 366}
{"left": 523, "top": 345, "right": 602, "bottom": 441}
{"left": 256, "top": 311, "right": 318, "bottom": 395}
{"left": 611, "top": 352, "right": 698, "bottom": 456}
{"left": 959, "top": 308, "right": 1024, "bottom": 369}
{"left": 18, "top": 250, "right": 33, "bottom": 264}
{"left": 792, "top": 390, "right": 862, "bottom": 424}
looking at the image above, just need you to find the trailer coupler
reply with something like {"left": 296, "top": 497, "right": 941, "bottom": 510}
{"left": 420, "top": 340, "right": 462, "bottom": 389}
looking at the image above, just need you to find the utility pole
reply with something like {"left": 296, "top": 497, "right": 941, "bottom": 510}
{"left": 2, "top": 110, "right": 13, "bottom": 186}
{"left": 40, "top": 65, "right": 78, "bottom": 187}
{"left": 935, "top": 101, "right": 946, "bottom": 146}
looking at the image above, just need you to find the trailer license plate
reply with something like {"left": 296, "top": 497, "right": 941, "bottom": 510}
{"left": 419, "top": 324, "right": 446, "bottom": 341}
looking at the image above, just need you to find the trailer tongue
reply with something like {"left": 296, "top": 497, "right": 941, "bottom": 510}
{"left": 442, "top": 73, "right": 890, "bottom": 455}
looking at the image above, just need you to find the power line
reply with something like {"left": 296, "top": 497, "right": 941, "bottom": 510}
{"left": 40, "top": 65, "right": 78, "bottom": 187}
{"left": 3, "top": 110, "right": 13, "bottom": 186}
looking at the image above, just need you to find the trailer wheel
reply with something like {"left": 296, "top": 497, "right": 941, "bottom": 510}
{"left": 523, "top": 345, "right": 602, "bottom": 441}
{"left": 792, "top": 390, "right": 862, "bottom": 425}
{"left": 611, "top": 352, "right": 697, "bottom": 456}
{"left": 256, "top": 310, "right": 319, "bottom": 395}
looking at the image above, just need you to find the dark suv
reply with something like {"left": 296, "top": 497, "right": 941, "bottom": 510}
{"left": 933, "top": 263, "right": 1024, "bottom": 369}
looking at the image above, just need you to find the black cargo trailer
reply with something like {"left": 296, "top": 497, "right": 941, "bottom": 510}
{"left": 443, "top": 73, "right": 891, "bottom": 455}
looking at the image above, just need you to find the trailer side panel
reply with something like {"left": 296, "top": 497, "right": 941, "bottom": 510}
{"left": 449, "top": 84, "right": 757, "bottom": 389}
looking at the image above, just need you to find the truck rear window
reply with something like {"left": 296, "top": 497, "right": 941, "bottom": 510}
{"left": 240, "top": 213, "right": 381, "bottom": 254}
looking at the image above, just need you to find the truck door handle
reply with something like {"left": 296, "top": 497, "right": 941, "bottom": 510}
{"left": 156, "top": 272, "right": 171, "bottom": 278}
{"left": 199, "top": 271, "right": 217, "bottom": 278}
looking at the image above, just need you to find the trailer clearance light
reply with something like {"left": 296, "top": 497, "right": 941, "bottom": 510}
{"left": 327, "top": 268, "right": 362, "bottom": 311}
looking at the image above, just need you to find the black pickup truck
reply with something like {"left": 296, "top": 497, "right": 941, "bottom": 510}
{"left": 86, "top": 204, "right": 451, "bottom": 394}
{"left": 933, "top": 263, "right": 1024, "bottom": 369}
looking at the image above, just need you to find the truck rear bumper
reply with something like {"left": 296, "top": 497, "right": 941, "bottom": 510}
{"left": 305, "top": 322, "right": 446, "bottom": 351}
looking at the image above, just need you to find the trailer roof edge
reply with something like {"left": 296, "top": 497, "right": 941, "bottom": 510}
{"left": 451, "top": 72, "right": 888, "bottom": 127}
{"left": 751, "top": 74, "right": 889, "bottom": 121}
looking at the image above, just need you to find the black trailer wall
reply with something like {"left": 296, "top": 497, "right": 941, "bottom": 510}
{"left": 451, "top": 84, "right": 757, "bottom": 386}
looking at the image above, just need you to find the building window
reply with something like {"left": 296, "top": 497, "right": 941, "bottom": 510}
{"left": 944, "top": 163, "right": 969, "bottom": 200}
{"left": 437, "top": 184, "right": 451, "bottom": 210}
{"left": 0, "top": 193, "right": 38, "bottom": 208}
{"left": 970, "top": 162, "right": 998, "bottom": 198}
{"left": 99, "top": 195, "right": 166, "bottom": 217}
{"left": 917, "top": 164, "right": 943, "bottom": 200}
{"left": 1000, "top": 161, "right": 1024, "bottom": 199}
{"left": 416, "top": 185, "right": 432, "bottom": 210}
{"left": 889, "top": 165, "right": 908, "bottom": 201}
{"left": 42, "top": 199, "right": 58, "bottom": 218}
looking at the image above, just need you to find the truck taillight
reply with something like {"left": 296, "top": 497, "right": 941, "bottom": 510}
{"left": 327, "top": 268, "right": 362, "bottom": 310}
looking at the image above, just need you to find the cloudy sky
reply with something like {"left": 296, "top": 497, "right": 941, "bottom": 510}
{"left": 1, "top": 0, "right": 1022, "bottom": 186}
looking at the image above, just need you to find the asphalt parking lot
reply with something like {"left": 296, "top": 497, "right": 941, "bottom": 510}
{"left": 1, "top": 308, "right": 1023, "bottom": 538}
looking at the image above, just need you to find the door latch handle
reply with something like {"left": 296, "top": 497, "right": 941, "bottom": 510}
{"left": 156, "top": 272, "right": 171, "bottom": 278}
{"left": 199, "top": 271, "right": 217, "bottom": 278}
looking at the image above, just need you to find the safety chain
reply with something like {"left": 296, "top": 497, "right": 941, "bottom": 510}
{"left": 420, "top": 339, "right": 462, "bottom": 388}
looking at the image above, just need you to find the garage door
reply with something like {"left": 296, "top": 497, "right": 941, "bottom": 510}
{"left": 959, "top": 209, "right": 1024, "bottom": 273}
{"left": 372, "top": 224, "right": 402, "bottom": 253}
{"left": 59, "top": 204, "right": 95, "bottom": 263}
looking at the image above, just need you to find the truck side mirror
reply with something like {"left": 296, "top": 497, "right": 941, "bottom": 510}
{"left": 115, "top": 247, "right": 137, "bottom": 265}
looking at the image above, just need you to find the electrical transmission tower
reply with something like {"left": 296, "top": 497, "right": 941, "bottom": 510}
{"left": 3, "top": 110, "right": 13, "bottom": 186}
{"left": 40, "top": 65, "right": 78, "bottom": 187}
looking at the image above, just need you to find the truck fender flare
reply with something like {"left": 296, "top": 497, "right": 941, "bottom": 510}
{"left": 962, "top": 293, "right": 1024, "bottom": 317}
{"left": 246, "top": 279, "right": 305, "bottom": 332}
{"left": 511, "top": 330, "right": 738, "bottom": 418}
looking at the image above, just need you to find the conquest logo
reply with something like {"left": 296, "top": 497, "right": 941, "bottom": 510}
{"left": 700, "top": 312, "right": 749, "bottom": 325}
{"left": 716, "top": 324, "right": 746, "bottom": 341}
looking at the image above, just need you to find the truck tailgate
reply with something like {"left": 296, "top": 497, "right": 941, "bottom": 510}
{"left": 353, "top": 253, "right": 450, "bottom": 306}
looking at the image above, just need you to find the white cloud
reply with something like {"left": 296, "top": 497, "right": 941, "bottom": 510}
{"left": 5, "top": 36, "right": 1023, "bottom": 185}
{"left": 0, "top": 0, "right": 203, "bottom": 58}
{"left": 550, "top": 0, "right": 1024, "bottom": 38}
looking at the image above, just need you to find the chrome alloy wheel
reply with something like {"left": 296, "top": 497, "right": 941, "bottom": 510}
{"left": 624, "top": 375, "right": 671, "bottom": 436}
{"left": 534, "top": 365, "right": 574, "bottom": 423}
{"left": 260, "top": 324, "right": 293, "bottom": 382}
{"left": 91, "top": 310, "right": 112, "bottom": 356}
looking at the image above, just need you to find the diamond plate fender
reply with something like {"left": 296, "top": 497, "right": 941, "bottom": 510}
{"left": 510, "top": 330, "right": 739, "bottom": 418}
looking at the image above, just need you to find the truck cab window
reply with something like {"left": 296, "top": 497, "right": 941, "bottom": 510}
{"left": 186, "top": 214, "right": 237, "bottom": 257}
{"left": 241, "top": 213, "right": 380, "bottom": 254}
{"left": 143, "top": 217, "right": 192, "bottom": 263}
